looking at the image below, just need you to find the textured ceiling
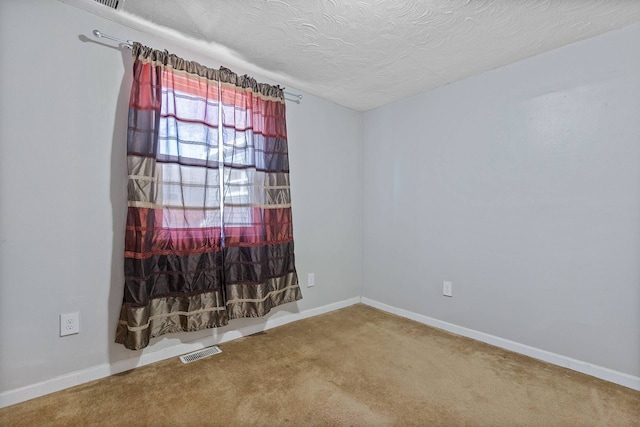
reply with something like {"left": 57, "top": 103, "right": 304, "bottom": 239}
{"left": 67, "top": 0, "right": 640, "bottom": 111}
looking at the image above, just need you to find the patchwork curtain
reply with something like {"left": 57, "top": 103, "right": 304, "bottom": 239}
{"left": 116, "top": 43, "right": 301, "bottom": 350}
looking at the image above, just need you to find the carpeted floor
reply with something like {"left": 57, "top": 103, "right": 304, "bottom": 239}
{"left": 1, "top": 304, "right": 639, "bottom": 426}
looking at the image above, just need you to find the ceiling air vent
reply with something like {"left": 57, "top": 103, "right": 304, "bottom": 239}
{"left": 93, "top": 0, "right": 121, "bottom": 10}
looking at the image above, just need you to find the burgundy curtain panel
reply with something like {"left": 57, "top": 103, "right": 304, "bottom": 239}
{"left": 116, "top": 43, "right": 302, "bottom": 350}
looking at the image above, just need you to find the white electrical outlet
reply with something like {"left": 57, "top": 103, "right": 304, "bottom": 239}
{"left": 443, "top": 281, "right": 453, "bottom": 297}
{"left": 307, "top": 273, "right": 315, "bottom": 287}
{"left": 60, "top": 312, "right": 80, "bottom": 336}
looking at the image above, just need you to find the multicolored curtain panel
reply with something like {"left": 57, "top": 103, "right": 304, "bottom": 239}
{"left": 116, "top": 43, "right": 302, "bottom": 350}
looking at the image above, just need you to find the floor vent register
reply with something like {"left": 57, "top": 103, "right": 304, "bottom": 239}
{"left": 179, "top": 346, "right": 222, "bottom": 364}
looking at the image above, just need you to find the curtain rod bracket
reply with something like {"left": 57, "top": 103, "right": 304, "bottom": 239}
{"left": 93, "top": 29, "right": 133, "bottom": 49}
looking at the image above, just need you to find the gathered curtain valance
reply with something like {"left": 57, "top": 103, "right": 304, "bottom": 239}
{"left": 116, "top": 42, "right": 301, "bottom": 350}
{"left": 130, "top": 43, "right": 285, "bottom": 99}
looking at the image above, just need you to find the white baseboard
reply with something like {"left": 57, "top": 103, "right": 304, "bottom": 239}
{"left": 0, "top": 297, "right": 361, "bottom": 409}
{"left": 4, "top": 295, "right": 636, "bottom": 409}
{"left": 361, "top": 297, "right": 640, "bottom": 391}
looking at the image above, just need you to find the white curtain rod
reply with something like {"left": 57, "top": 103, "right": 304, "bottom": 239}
{"left": 92, "top": 30, "right": 303, "bottom": 103}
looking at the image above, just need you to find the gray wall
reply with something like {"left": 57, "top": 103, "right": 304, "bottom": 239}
{"left": 0, "top": 0, "right": 362, "bottom": 393}
{"left": 362, "top": 23, "right": 640, "bottom": 376}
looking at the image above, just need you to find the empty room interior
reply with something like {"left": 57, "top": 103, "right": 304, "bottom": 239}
{"left": 1, "top": 0, "right": 639, "bottom": 425}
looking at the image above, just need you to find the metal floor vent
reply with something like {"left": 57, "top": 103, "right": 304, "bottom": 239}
{"left": 93, "top": 0, "right": 121, "bottom": 10}
{"left": 179, "top": 346, "right": 222, "bottom": 364}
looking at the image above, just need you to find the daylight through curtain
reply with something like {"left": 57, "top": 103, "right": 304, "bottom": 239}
{"left": 116, "top": 43, "right": 301, "bottom": 350}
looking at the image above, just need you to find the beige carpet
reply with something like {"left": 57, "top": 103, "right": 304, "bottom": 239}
{"left": 1, "top": 304, "right": 639, "bottom": 426}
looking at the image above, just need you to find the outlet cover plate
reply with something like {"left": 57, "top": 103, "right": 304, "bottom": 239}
{"left": 60, "top": 312, "right": 80, "bottom": 336}
{"left": 443, "top": 281, "right": 453, "bottom": 297}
